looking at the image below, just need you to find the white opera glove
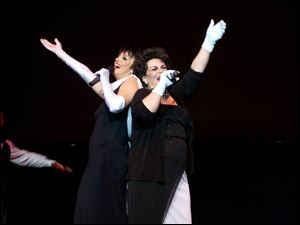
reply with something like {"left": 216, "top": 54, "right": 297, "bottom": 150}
{"left": 152, "top": 70, "right": 177, "bottom": 97}
{"left": 201, "top": 19, "right": 227, "bottom": 53}
{"left": 40, "top": 38, "right": 97, "bottom": 84}
{"left": 96, "top": 68, "right": 126, "bottom": 113}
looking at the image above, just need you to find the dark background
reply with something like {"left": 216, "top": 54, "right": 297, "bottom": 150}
{"left": 1, "top": 1, "right": 299, "bottom": 224}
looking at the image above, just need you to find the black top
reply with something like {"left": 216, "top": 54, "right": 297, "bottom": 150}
{"left": 127, "top": 69, "right": 203, "bottom": 183}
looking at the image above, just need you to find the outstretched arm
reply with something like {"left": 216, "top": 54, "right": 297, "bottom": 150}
{"left": 40, "top": 38, "right": 104, "bottom": 98}
{"left": 191, "top": 19, "right": 227, "bottom": 73}
{"left": 6, "top": 140, "right": 72, "bottom": 173}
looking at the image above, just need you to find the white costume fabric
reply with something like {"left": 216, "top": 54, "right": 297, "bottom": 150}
{"left": 4, "top": 140, "right": 54, "bottom": 168}
{"left": 163, "top": 172, "right": 192, "bottom": 224}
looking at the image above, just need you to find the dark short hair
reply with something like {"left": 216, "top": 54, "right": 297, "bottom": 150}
{"left": 115, "top": 47, "right": 137, "bottom": 71}
{"left": 133, "top": 47, "right": 173, "bottom": 78}
{"left": 118, "top": 48, "right": 136, "bottom": 60}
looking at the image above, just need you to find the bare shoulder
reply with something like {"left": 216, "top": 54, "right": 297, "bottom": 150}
{"left": 121, "top": 76, "right": 139, "bottom": 89}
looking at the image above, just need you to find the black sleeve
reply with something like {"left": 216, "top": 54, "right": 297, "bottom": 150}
{"left": 131, "top": 88, "right": 157, "bottom": 126}
{"left": 169, "top": 69, "right": 203, "bottom": 103}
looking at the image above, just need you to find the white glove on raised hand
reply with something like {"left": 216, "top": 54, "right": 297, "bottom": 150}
{"left": 40, "top": 38, "right": 96, "bottom": 84}
{"left": 201, "top": 19, "right": 227, "bottom": 53}
{"left": 97, "top": 68, "right": 126, "bottom": 113}
{"left": 40, "top": 38, "right": 63, "bottom": 55}
{"left": 152, "top": 70, "right": 177, "bottom": 97}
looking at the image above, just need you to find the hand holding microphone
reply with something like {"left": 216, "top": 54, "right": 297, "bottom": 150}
{"left": 152, "top": 70, "right": 180, "bottom": 97}
{"left": 95, "top": 68, "right": 126, "bottom": 113}
{"left": 95, "top": 68, "right": 110, "bottom": 84}
{"left": 167, "top": 70, "right": 181, "bottom": 83}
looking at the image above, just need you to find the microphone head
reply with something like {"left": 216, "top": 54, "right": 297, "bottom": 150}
{"left": 169, "top": 70, "right": 181, "bottom": 83}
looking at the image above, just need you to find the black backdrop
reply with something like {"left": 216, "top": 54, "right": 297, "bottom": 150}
{"left": 1, "top": 1, "right": 299, "bottom": 224}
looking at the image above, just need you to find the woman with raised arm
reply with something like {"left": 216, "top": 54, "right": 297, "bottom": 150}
{"left": 127, "top": 19, "right": 227, "bottom": 224}
{"left": 40, "top": 38, "right": 142, "bottom": 224}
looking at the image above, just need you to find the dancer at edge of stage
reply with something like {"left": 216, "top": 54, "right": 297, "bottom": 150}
{"left": 1, "top": 110, "right": 72, "bottom": 224}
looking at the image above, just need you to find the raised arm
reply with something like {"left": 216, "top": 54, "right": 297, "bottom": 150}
{"left": 168, "top": 20, "right": 227, "bottom": 103}
{"left": 164, "top": 19, "right": 227, "bottom": 103}
{"left": 40, "top": 38, "right": 104, "bottom": 98}
{"left": 191, "top": 19, "right": 227, "bottom": 72}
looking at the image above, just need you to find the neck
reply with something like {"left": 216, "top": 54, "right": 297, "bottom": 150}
{"left": 117, "top": 74, "right": 132, "bottom": 81}
{"left": 115, "top": 71, "right": 133, "bottom": 81}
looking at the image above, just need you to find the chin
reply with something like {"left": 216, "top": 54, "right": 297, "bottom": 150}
{"left": 114, "top": 71, "right": 122, "bottom": 78}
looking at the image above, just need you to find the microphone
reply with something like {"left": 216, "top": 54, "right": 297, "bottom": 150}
{"left": 89, "top": 66, "right": 114, "bottom": 87}
{"left": 168, "top": 70, "right": 181, "bottom": 83}
{"left": 163, "top": 71, "right": 181, "bottom": 99}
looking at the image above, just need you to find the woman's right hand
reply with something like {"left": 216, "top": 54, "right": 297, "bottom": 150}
{"left": 40, "top": 38, "right": 63, "bottom": 55}
{"left": 51, "top": 161, "right": 73, "bottom": 173}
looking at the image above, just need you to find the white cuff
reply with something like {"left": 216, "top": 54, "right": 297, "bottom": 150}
{"left": 201, "top": 36, "right": 215, "bottom": 53}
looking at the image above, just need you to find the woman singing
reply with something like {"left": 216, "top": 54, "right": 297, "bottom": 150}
{"left": 40, "top": 38, "right": 142, "bottom": 224}
{"left": 127, "top": 19, "right": 227, "bottom": 224}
